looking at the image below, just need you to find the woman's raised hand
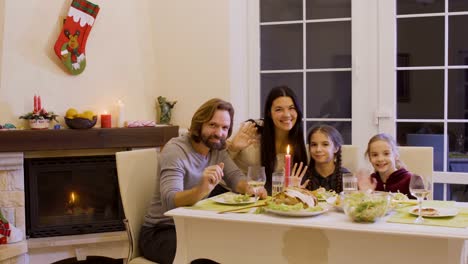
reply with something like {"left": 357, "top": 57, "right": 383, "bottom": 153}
{"left": 291, "top": 162, "right": 309, "bottom": 188}
{"left": 228, "top": 121, "right": 258, "bottom": 152}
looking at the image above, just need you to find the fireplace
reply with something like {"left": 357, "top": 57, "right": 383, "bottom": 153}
{"left": 25, "top": 155, "right": 125, "bottom": 238}
{"left": 0, "top": 126, "right": 178, "bottom": 263}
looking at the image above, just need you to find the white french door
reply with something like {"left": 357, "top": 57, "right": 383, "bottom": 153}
{"left": 244, "top": 0, "right": 468, "bottom": 200}
{"left": 376, "top": 0, "right": 468, "bottom": 200}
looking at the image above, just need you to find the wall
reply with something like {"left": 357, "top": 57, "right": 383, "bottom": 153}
{"left": 0, "top": 0, "right": 239, "bottom": 130}
{"left": 150, "top": 0, "right": 239, "bottom": 129}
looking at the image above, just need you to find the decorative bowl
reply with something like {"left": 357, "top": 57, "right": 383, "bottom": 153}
{"left": 65, "top": 116, "right": 97, "bottom": 129}
{"left": 342, "top": 191, "right": 391, "bottom": 223}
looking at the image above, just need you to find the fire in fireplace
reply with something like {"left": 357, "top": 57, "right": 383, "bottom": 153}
{"left": 25, "top": 155, "right": 125, "bottom": 238}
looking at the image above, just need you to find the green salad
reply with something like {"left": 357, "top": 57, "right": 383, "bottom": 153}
{"left": 223, "top": 193, "right": 251, "bottom": 203}
{"left": 343, "top": 192, "right": 389, "bottom": 222}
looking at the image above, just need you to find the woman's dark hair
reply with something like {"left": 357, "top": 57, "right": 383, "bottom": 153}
{"left": 189, "top": 98, "right": 234, "bottom": 143}
{"left": 260, "top": 86, "right": 308, "bottom": 193}
{"left": 306, "top": 125, "right": 344, "bottom": 193}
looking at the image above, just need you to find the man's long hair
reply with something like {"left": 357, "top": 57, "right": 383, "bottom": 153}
{"left": 189, "top": 98, "right": 234, "bottom": 143}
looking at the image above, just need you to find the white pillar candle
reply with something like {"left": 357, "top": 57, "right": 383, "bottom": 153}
{"left": 117, "top": 100, "right": 125, "bottom": 127}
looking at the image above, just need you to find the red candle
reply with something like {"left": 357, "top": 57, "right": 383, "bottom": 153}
{"left": 284, "top": 145, "right": 291, "bottom": 187}
{"left": 37, "top": 96, "right": 42, "bottom": 111}
{"left": 34, "top": 95, "right": 38, "bottom": 112}
{"left": 101, "top": 113, "right": 112, "bottom": 128}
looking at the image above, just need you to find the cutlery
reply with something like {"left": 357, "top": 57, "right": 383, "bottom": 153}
{"left": 218, "top": 202, "right": 267, "bottom": 214}
{"left": 392, "top": 200, "right": 418, "bottom": 205}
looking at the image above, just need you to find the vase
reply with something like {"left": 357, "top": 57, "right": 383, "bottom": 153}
{"left": 29, "top": 119, "right": 50, "bottom": 130}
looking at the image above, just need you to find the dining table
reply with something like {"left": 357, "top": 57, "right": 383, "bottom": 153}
{"left": 165, "top": 195, "right": 468, "bottom": 264}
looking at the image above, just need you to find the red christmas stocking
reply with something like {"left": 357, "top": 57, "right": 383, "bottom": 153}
{"left": 54, "top": 0, "right": 100, "bottom": 75}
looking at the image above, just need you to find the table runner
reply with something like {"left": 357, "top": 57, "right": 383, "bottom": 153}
{"left": 387, "top": 201, "right": 468, "bottom": 228}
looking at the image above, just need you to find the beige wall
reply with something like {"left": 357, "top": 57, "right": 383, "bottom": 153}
{"left": 0, "top": 0, "right": 238, "bottom": 130}
{"left": 150, "top": 0, "right": 234, "bottom": 129}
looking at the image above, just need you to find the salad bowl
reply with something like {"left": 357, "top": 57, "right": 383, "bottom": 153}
{"left": 342, "top": 191, "right": 391, "bottom": 222}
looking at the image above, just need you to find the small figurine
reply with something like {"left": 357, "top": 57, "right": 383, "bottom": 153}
{"left": 3, "top": 123, "right": 16, "bottom": 129}
{"left": 157, "top": 96, "right": 177, "bottom": 124}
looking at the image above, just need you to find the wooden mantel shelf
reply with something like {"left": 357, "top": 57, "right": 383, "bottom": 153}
{"left": 0, "top": 126, "right": 179, "bottom": 152}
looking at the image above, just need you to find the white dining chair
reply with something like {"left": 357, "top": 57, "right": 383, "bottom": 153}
{"left": 398, "top": 146, "right": 434, "bottom": 199}
{"left": 116, "top": 148, "right": 159, "bottom": 264}
{"left": 341, "top": 145, "right": 360, "bottom": 174}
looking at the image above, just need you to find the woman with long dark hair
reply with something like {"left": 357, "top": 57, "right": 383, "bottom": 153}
{"left": 227, "top": 85, "right": 308, "bottom": 194}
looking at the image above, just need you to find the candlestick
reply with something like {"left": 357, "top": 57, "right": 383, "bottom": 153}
{"left": 34, "top": 95, "right": 38, "bottom": 112}
{"left": 37, "top": 96, "right": 42, "bottom": 111}
{"left": 101, "top": 112, "right": 112, "bottom": 128}
{"left": 284, "top": 145, "right": 291, "bottom": 187}
{"left": 117, "top": 100, "right": 125, "bottom": 128}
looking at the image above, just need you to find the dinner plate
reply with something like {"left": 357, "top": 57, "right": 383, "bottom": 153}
{"left": 212, "top": 194, "right": 258, "bottom": 205}
{"left": 265, "top": 207, "right": 328, "bottom": 217}
{"left": 408, "top": 206, "right": 458, "bottom": 218}
{"left": 325, "top": 196, "right": 343, "bottom": 212}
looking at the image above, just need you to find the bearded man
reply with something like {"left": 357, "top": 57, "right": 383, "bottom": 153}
{"left": 139, "top": 98, "right": 266, "bottom": 264}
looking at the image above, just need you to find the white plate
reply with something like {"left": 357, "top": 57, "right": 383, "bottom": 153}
{"left": 265, "top": 207, "right": 328, "bottom": 217}
{"left": 212, "top": 194, "right": 258, "bottom": 205}
{"left": 408, "top": 206, "right": 458, "bottom": 218}
{"left": 325, "top": 196, "right": 343, "bottom": 212}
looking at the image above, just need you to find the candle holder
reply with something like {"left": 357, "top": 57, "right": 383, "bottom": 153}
{"left": 20, "top": 96, "right": 58, "bottom": 130}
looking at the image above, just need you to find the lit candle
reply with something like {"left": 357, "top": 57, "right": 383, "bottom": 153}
{"left": 69, "top": 192, "right": 76, "bottom": 206}
{"left": 117, "top": 100, "right": 125, "bottom": 128}
{"left": 101, "top": 112, "right": 112, "bottom": 128}
{"left": 34, "top": 95, "right": 38, "bottom": 112}
{"left": 284, "top": 145, "right": 291, "bottom": 187}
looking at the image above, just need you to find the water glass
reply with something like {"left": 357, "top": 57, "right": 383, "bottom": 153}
{"left": 272, "top": 171, "right": 284, "bottom": 196}
{"left": 342, "top": 172, "right": 358, "bottom": 192}
{"left": 247, "top": 166, "right": 266, "bottom": 198}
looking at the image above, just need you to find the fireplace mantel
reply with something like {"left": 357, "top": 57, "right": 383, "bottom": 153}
{"left": 0, "top": 125, "right": 179, "bottom": 152}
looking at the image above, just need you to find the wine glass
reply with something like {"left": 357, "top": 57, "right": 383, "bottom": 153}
{"left": 247, "top": 166, "right": 266, "bottom": 198}
{"left": 409, "top": 174, "right": 432, "bottom": 224}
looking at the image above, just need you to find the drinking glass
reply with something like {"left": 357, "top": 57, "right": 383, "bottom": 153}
{"left": 272, "top": 171, "right": 284, "bottom": 196}
{"left": 409, "top": 174, "right": 432, "bottom": 224}
{"left": 342, "top": 172, "right": 358, "bottom": 193}
{"left": 247, "top": 166, "right": 266, "bottom": 198}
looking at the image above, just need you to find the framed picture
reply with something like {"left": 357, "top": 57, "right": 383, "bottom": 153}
{"left": 397, "top": 53, "right": 410, "bottom": 102}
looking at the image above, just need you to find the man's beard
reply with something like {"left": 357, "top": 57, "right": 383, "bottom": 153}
{"left": 201, "top": 134, "right": 226, "bottom": 150}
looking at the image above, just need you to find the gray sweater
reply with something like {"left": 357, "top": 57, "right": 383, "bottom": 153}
{"left": 143, "top": 134, "right": 245, "bottom": 226}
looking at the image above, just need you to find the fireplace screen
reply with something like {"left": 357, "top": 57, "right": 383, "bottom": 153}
{"left": 25, "top": 155, "right": 125, "bottom": 238}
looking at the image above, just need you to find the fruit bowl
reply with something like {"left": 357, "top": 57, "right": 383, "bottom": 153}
{"left": 65, "top": 116, "right": 97, "bottom": 129}
{"left": 342, "top": 191, "right": 391, "bottom": 223}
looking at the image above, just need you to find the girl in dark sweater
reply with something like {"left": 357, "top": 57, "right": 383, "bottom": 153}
{"left": 301, "top": 125, "right": 349, "bottom": 193}
{"left": 358, "top": 133, "right": 412, "bottom": 196}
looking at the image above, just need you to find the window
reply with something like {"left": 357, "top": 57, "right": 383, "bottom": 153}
{"left": 393, "top": 0, "right": 468, "bottom": 200}
{"left": 258, "top": 0, "right": 352, "bottom": 143}
{"left": 249, "top": 0, "right": 468, "bottom": 201}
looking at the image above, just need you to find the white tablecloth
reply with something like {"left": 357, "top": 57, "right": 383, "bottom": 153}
{"left": 166, "top": 203, "right": 468, "bottom": 264}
